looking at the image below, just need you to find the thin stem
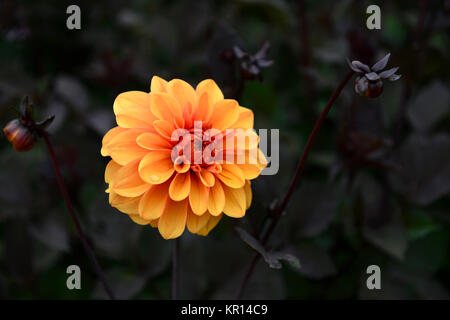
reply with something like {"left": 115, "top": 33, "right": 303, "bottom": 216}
{"left": 236, "top": 70, "right": 354, "bottom": 299}
{"left": 41, "top": 132, "right": 115, "bottom": 300}
{"left": 172, "top": 237, "right": 180, "bottom": 300}
{"left": 298, "top": 0, "right": 316, "bottom": 110}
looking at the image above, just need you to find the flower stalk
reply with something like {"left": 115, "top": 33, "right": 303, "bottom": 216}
{"left": 42, "top": 131, "right": 115, "bottom": 300}
{"left": 236, "top": 70, "right": 355, "bottom": 299}
{"left": 172, "top": 237, "right": 180, "bottom": 300}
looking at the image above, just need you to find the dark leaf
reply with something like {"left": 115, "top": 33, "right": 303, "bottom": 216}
{"left": 291, "top": 243, "right": 336, "bottom": 280}
{"left": 28, "top": 214, "right": 69, "bottom": 252}
{"left": 407, "top": 81, "right": 449, "bottom": 132}
{"left": 235, "top": 227, "right": 301, "bottom": 270}
{"left": 286, "top": 182, "right": 338, "bottom": 238}
{"left": 389, "top": 134, "right": 450, "bottom": 205}
{"left": 363, "top": 210, "right": 408, "bottom": 260}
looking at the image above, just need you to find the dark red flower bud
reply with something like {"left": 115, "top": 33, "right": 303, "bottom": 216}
{"left": 354, "top": 76, "right": 383, "bottom": 98}
{"left": 3, "top": 119, "right": 37, "bottom": 152}
{"left": 367, "top": 79, "right": 383, "bottom": 98}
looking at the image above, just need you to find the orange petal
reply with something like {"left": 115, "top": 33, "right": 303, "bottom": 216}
{"left": 216, "top": 164, "right": 245, "bottom": 188}
{"left": 150, "top": 76, "right": 168, "bottom": 93}
{"left": 137, "top": 132, "right": 172, "bottom": 150}
{"left": 129, "top": 215, "right": 151, "bottom": 225}
{"left": 101, "top": 126, "right": 127, "bottom": 156}
{"left": 230, "top": 106, "right": 254, "bottom": 129}
{"left": 223, "top": 185, "right": 246, "bottom": 218}
{"left": 197, "top": 214, "right": 222, "bottom": 236}
{"left": 169, "top": 172, "right": 191, "bottom": 201}
{"left": 239, "top": 164, "right": 261, "bottom": 180}
{"left": 109, "top": 191, "right": 141, "bottom": 215}
{"left": 158, "top": 199, "right": 188, "bottom": 239}
{"left": 105, "top": 128, "right": 150, "bottom": 166}
{"left": 244, "top": 180, "right": 252, "bottom": 209}
{"left": 196, "top": 79, "right": 224, "bottom": 107}
{"left": 112, "top": 159, "right": 150, "bottom": 197}
{"left": 197, "top": 168, "right": 215, "bottom": 187}
{"left": 150, "top": 92, "right": 183, "bottom": 127}
{"left": 113, "top": 91, "right": 157, "bottom": 128}
{"left": 174, "top": 156, "right": 190, "bottom": 173}
{"left": 138, "top": 150, "right": 174, "bottom": 184}
{"left": 139, "top": 182, "right": 170, "bottom": 220}
{"left": 210, "top": 99, "right": 239, "bottom": 131}
{"left": 194, "top": 92, "right": 213, "bottom": 123}
{"left": 167, "top": 79, "right": 196, "bottom": 113}
{"left": 153, "top": 119, "right": 175, "bottom": 140}
{"left": 186, "top": 206, "right": 210, "bottom": 234}
{"left": 208, "top": 180, "right": 225, "bottom": 216}
{"left": 230, "top": 129, "right": 259, "bottom": 151}
{"left": 105, "top": 160, "right": 122, "bottom": 185}
{"left": 149, "top": 219, "right": 159, "bottom": 228}
{"left": 189, "top": 172, "right": 209, "bottom": 215}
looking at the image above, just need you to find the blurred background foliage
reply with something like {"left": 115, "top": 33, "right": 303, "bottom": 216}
{"left": 0, "top": 0, "right": 449, "bottom": 299}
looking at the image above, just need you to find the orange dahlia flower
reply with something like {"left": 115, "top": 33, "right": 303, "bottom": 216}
{"left": 101, "top": 76, "right": 267, "bottom": 239}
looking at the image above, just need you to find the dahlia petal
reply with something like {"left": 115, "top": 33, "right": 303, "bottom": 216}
{"left": 257, "top": 148, "right": 269, "bottom": 168}
{"left": 197, "top": 168, "right": 215, "bottom": 187}
{"left": 150, "top": 92, "right": 183, "bottom": 127}
{"left": 101, "top": 126, "right": 127, "bottom": 156}
{"left": 136, "top": 132, "right": 173, "bottom": 150}
{"left": 113, "top": 91, "right": 157, "bottom": 128}
{"left": 153, "top": 119, "right": 175, "bottom": 140}
{"left": 167, "top": 79, "right": 196, "bottom": 114}
{"left": 158, "top": 199, "right": 188, "bottom": 239}
{"left": 196, "top": 79, "right": 224, "bottom": 107}
{"left": 129, "top": 215, "right": 151, "bottom": 225}
{"left": 105, "top": 128, "right": 150, "bottom": 166}
{"left": 105, "top": 160, "right": 122, "bottom": 184}
{"left": 169, "top": 172, "right": 191, "bottom": 201}
{"left": 230, "top": 107, "right": 254, "bottom": 129}
{"left": 138, "top": 150, "right": 174, "bottom": 184}
{"left": 222, "top": 185, "right": 246, "bottom": 218}
{"left": 189, "top": 172, "right": 209, "bottom": 215}
{"left": 186, "top": 206, "right": 210, "bottom": 234}
{"left": 174, "top": 156, "right": 190, "bottom": 173}
{"left": 194, "top": 92, "right": 213, "bottom": 123}
{"left": 139, "top": 182, "right": 169, "bottom": 220}
{"left": 216, "top": 164, "right": 245, "bottom": 188}
{"left": 210, "top": 99, "right": 239, "bottom": 131}
{"left": 109, "top": 191, "right": 141, "bottom": 215}
{"left": 208, "top": 180, "right": 225, "bottom": 216}
{"left": 244, "top": 180, "right": 252, "bottom": 209}
{"left": 150, "top": 76, "right": 168, "bottom": 93}
{"left": 197, "top": 214, "right": 222, "bottom": 236}
{"left": 239, "top": 163, "right": 262, "bottom": 180}
{"left": 149, "top": 219, "right": 159, "bottom": 228}
{"left": 112, "top": 159, "right": 150, "bottom": 197}
{"left": 226, "top": 129, "right": 259, "bottom": 151}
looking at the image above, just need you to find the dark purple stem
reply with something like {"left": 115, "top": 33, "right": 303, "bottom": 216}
{"left": 42, "top": 132, "right": 115, "bottom": 300}
{"left": 236, "top": 70, "right": 355, "bottom": 299}
{"left": 172, "top": 237, "right": 180, "bottom": 300}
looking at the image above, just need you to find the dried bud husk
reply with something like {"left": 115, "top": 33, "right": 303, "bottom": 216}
{"left": 3, "top": 119, "right": 38, "bottom": 152}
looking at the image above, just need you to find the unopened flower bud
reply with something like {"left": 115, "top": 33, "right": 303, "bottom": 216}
{"left": 3, "top": 119, "right": 37, "bottom": 152}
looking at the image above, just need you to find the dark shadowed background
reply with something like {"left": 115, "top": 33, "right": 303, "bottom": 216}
{"left": 0, "top": 0, "right": 449, "bottom": 299}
